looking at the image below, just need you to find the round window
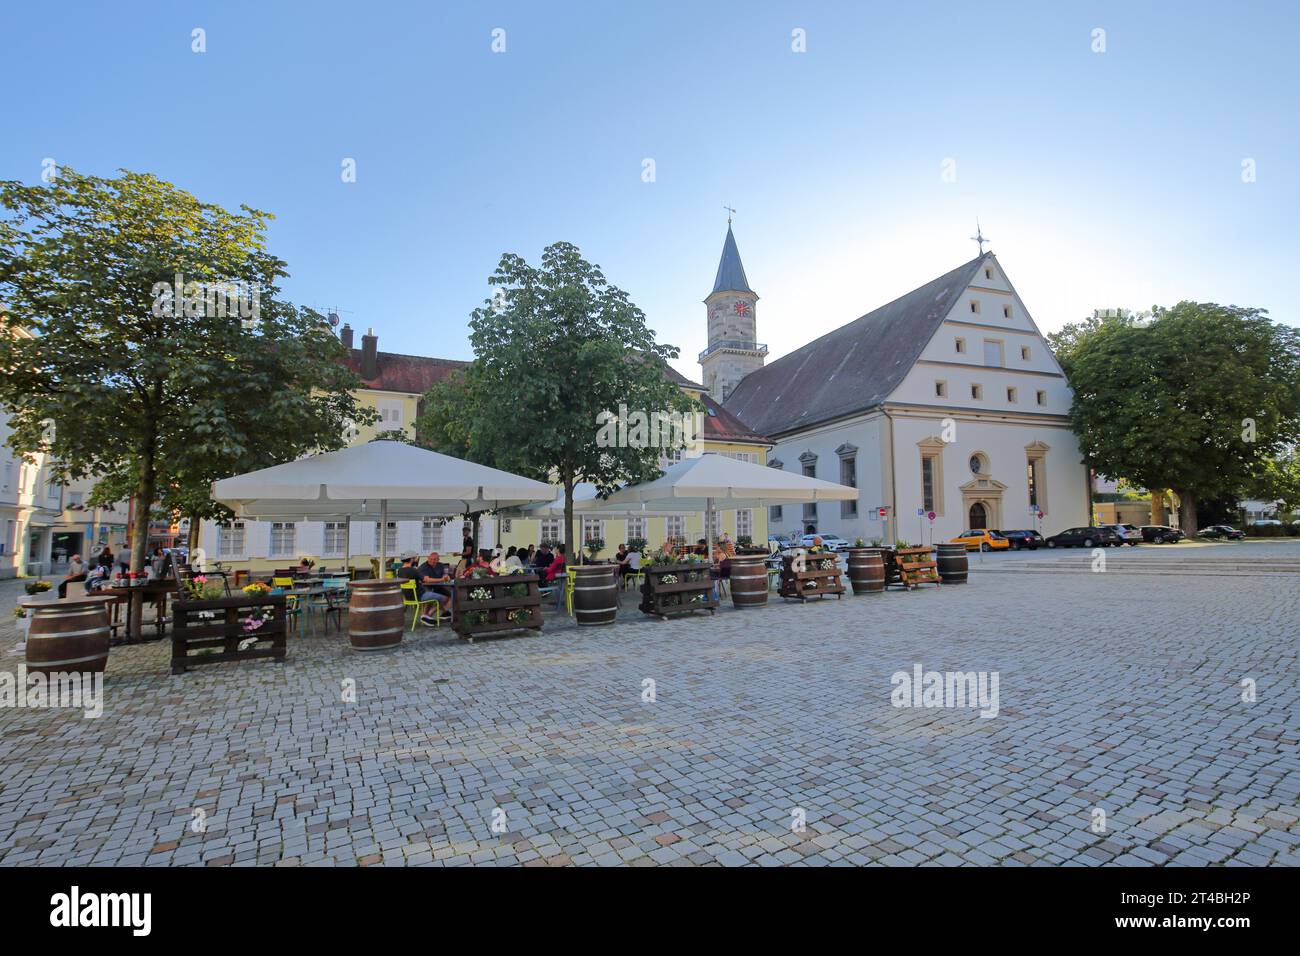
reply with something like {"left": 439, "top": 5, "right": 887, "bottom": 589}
{"left": 969, "top": 455, "right": 983, "bottom": 474}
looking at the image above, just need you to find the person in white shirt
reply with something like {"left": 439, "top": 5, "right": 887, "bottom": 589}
{"left": 58, "top": 554, "right": 87, "bottom": 598}
{"left": 502, "top": 546, "right": 523, "bottom": 571}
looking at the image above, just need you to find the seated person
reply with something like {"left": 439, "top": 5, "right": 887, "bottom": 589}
{"left": 415, "top": 552, "right": 452, "bottom": 621}
{"left": 613, "top": 543, "right": 629, "bottom": 571}
{"left": 542, "top": 543, "right": 567, "bottom": 584}
{"left": 58, "top": 554, "right": 87, "bottom": 598}
{"left": 692, "top": 538, "right": 709, "bottom": 558}
{"left": 502, "top": 546, "right": 523, "bottom": 571}
{"left": 459, "top": 549, "right": 497, "bottom": 578}
{"left": 84, "top": 564, "right": 109, "bottom": 592}
{"left": 296, "top": 557, "right": 315, "bottom": 573}
{"left": 395, "top": 554, "right": 419, "bottom": 582}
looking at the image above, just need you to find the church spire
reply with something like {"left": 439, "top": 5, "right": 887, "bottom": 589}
{"left": 712, "top": 224, "right": 753, "bottom": 295}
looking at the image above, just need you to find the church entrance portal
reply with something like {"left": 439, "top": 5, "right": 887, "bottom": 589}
{"left": 968, "top": 502, "right": 988, "bottom": 529}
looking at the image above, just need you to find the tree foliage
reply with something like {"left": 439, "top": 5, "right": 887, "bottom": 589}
{"left": 418, "top": 241, "right": 697, "bottom": 551}
{"left": 1058, "top": 301, "right": 1300, "bottom": 532}
{"left": 0, "top": 168, "right": 373, "bottom": 570}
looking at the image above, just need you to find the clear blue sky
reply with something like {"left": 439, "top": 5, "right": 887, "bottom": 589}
{"left": 3, "top": 0, "right": 1297, "bottom": 382}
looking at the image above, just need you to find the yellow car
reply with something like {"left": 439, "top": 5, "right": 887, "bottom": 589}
{"left": 950, "top": 530, "right": 1011, "bottom": 552}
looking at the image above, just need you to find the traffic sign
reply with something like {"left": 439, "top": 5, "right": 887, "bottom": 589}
{"left": 927, "top": 511, "right": 936, "bottom": 521}
{"left": 877, "top": 507, "right": 888, "bottom": 518}
{"left": 916, "top": 508, "right": 924, "bottom": 517}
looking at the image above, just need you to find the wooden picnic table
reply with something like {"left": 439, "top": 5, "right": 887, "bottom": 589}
{"left": 98, "top": 581, "right": 180, "bottom": 643}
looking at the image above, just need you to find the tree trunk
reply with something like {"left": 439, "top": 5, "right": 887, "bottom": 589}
{"left": 1174, "top": 488, "right": 1198, "bottom": 535}
{"left": 562, "top": 471, "right": 575, "bottom": 566}
{"left": 187, "top": 513, "right": 201, "bottom": 554}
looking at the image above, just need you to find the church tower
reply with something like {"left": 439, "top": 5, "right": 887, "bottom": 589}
{"left": 699, "top": 223, "right": 766, "bottom": 402}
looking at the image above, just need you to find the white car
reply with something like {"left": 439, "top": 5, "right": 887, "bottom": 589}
{"left": 1103, "top": 524, "right": 1143, "bottom": 546}
{"left": 799, "top": 534, "right": 850, "bottom": 553}
{"left": 1250, "top": 519, "right": 1282, "bottom": 527}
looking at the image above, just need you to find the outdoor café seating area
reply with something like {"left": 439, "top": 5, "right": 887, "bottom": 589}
{"left": 15, "top": 442, "right": 970, "bottom": 680}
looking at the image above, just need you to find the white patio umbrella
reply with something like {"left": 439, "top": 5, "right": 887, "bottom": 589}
{"left": 211, "top": 441, "right": 556, "bottom": 574}
{"left": 599, "top": 453, "right": 858, "bottom": 546}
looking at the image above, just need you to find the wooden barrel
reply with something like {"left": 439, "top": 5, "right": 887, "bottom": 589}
{"left": 936, "top": 543, "right": 969, "bottom": 584}
{"left": 572, "top": 565, "right": 619, "bottom": 626}
{"left": 729, "top": 554, "right": 769, "bottom": 608}
{"left": 23, "top": 596, "right": 112, "bottom": 677}
{"left": 347, "top": 580, "right": 404, "bottom": 650}
{"left": 846, "top": 549, "right": 885, "bottom": 594}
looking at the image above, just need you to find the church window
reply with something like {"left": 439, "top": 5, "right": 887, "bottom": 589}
{"left": 917, "top": 438, "right": 945, "bottom": 516}
{"left": 1003, "top": 304, "right": 1013, "bottom": 319}
{"left": 984, "top": 266, "right": 993, "bottom": 280}
{"left": 1026, "top": 444, "right": 1049, "bottom": 512}
{"left": 955, "top": 337, "right": 966, "bottom": 354}
{"left": 839, "top": 456, "right": 857, "bottom": 518}
{"left": 922, "top": 458, "right": 936, "bottom": 513}
{"left": 983, "top": 339, "right": 1004, "bottom": 367}
{"left": 1021, "top": 345, "right": 1031, "bottom": 361}
{"left": 935, "top": 380, "right": 947, "bottom": 398}
{"left": 1036, "top": 389, "right": 1047, "bottom": 406}
{"left": 971, "top": 384, "right": 983, "bottom": 400}
{"left": 801, "top": 455, "right": 817, "bottom": 522}
{"left": 969, "top": 452, "right": 989, "bottom": 476}
{"left": 1007, "top": 387, "right": 1018, "bottom": 403}
{"left": 969, "top": 300, "right": 981, "bottom": 314}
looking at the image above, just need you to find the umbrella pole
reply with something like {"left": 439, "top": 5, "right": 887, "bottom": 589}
{"left": 344, "top": 516, "right": 351, "bottom": 579}
{"left": 380, "top": 499, "right": 388, "bottom": 580}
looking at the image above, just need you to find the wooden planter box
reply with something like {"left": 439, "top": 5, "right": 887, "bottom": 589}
{"left": 452, "top": 573, "right": 543, "bottom": 640}
{"left": 639, "top": 562, "right": 717, "bottom": 619}
{"left": 172, "top": 594, "right": 287, "bottom": 674}
{"left": 893, "top": 546, "right": 940, "bottom": 589}
{"left": 778, "top": 553, "right": 845, "bottom": 602}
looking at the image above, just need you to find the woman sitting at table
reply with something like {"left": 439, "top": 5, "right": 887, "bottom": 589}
{"left": 502, "top": 546, "right": 523, "bottom": 571}
{"left": 296, "top": 557, "right": 314, "bottom": 574}
{"left": 541, "top": 543, "right": 567, "bottom": 584}
{"left": 692, "top": 538, "right": 709, "bottom": 558}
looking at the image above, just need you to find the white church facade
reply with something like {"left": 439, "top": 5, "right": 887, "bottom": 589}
{"left": 715, "top": 232, "right": 1091, "bottom": 545}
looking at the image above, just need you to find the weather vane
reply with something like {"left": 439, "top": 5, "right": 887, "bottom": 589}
{"left": 723, "top": 204, "right": 736, "bottom": 225}
{"left": 971, "top": 220, "right": 990, "bottom": 254}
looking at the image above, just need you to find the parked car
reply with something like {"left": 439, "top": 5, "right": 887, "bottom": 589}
{"left": 1103, "top": 524, "right": 1144, "bottom": 546}
{"left": 1197, "top": 525, "right": 1244, "bottom": 540}
{"left": 950, "top": 529, "right": 1011, "bottom": 552}
{"left": 1140, "top": 525, "right": 1185, "bottom": 544}
{"left": 994, "top": 529, "right": 1043, "bottom": 551}
{"left": 1250, "top": 519, "right": 1282, "bottom": 527}
{"left": 799, "top": 533, "right": 850, "bottom": 553}
{"left": 1044, "top": 526, "right": 1122, "bottom": 548}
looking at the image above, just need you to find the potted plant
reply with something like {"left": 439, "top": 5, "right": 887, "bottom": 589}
{"left": 626, "top": 536, "right": 648, "bottom": 554}
{"left": 584, "top": 537, "right": 605, "bottom": 563}
{"left": 23, "top": 580, "right": 52, "bottom": 596}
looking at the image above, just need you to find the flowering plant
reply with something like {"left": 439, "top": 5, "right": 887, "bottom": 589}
{"left": 508, "top": 607, "right": 531, "bottom": 624}
{"left": 182, "top": 575, "right": 225, "bottom": 601}
{"left": 242, "top": 606, "right": 274, "bottom": 633}
{"left": 660, "top": 574, "right": 678, "bottom": 584}
{"left": 470, "top": 586, "right": 492, "bottom": 601}
{"left": 24, "top": 580, "right": 52, "bottom": 595}
{"left": 243, "top": 582, "right": 272, "bottom": 597}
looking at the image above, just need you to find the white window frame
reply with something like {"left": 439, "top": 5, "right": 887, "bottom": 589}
{"left": 374, "top": 521, "right": 397, "bottom": 554}
{"left": 581, "top": 516, "right": 605, "bottom": 543}
{"left": 736, "top": 509, "right": 753, "bottom": 539}
{"left": 324, "top": 521, "right": 348, "bottom": 557}
{"left": 539, "top": 518, "right": 562, "bottom": 546}
{"left": 270, "top": 522, "right": 297, "bottom": 558}
{"left": 665, "top": 515, "right": 686, "bottom": 544}
{"left": 626, "top": 516, "right": 647, "bottom": 543}
{"left": 219, "top": 521, "right": 247, "bottom": 559}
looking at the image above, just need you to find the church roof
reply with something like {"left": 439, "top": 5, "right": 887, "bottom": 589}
{"left": 722, "top": 253, "right": 993, "bottom": 437}
{"left": 711, "top": 225, "right": 753, "bottom": 295}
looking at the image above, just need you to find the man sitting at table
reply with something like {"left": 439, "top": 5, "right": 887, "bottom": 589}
{"left": 415, "top": 551, "right": 452, "bottom": 622}
{"left": 58, "top": 554, "right": 87, "bottom": 598}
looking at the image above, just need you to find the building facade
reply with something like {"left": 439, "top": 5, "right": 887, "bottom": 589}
{"left": 722, "top": 247, "right": 1091, "bottom": 545}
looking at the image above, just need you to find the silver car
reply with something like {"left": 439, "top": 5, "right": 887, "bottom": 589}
{"left": 1103, "top": 524, "right": 1143, "bottom": 547}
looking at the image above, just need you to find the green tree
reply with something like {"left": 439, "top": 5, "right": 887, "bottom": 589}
{"left": 1059, "top": 301, "right": 1300, "bottom": 533}
{"left": 0, "top": 168, "right": 372, "bottom": 572}
{"left": 418, "top": 241, "right": 697, "bottom": 554}
{"left": 1248, "top": 450, "right": 1300, "bottom": 521}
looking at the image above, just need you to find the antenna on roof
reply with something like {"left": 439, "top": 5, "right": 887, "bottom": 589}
{"left": 970, "top": 220, "right": 990, "bottom": 255}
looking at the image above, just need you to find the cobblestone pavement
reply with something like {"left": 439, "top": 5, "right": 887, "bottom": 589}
{"left": 1, "top": 544, "right": 1297, "bottom": 867}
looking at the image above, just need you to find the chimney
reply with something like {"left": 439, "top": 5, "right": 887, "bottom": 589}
{"left": 360, "top": 327, "right": 378, "bottom": 380}
{"left": 339, "top": 322, "right": 353, "bottom": 349}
